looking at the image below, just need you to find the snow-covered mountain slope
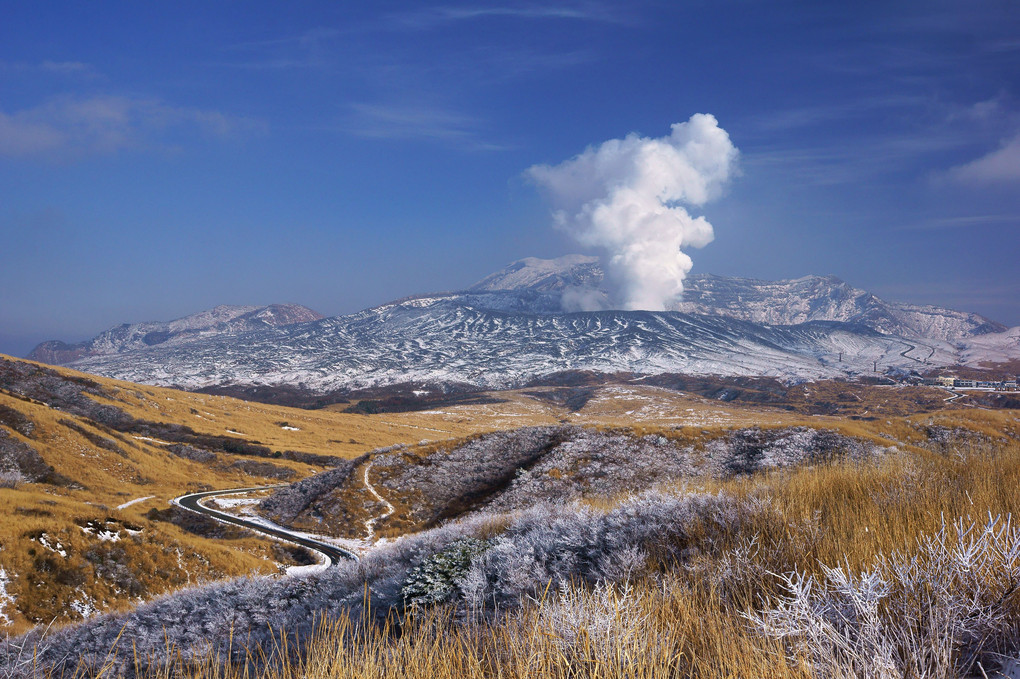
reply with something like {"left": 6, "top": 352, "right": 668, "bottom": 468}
{"left": 53, "top": 294, "right": 1001, "bottom": 393}
{"left": 470, "top": 254, "right": 603, "bottom": 293}
{"left": 958, "top": 326, "right": 1020, "bottom": 366}
{"left": 676, "top": 273, "right": 1004, "bottom": 343}
{"left": 28, "top": 304, "right": 323, "bottom": 365}
{"left": 28, "top": 257, "right": 1017, "bottom": 393}
{"left": 468, "top": 256, "right": 1004, "bottom": 343}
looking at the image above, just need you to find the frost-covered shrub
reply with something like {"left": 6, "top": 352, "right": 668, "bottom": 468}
{"left": 166, "top": 443, "right": 216, "bottom": 462}
{"left": 0, "top": 471, "right": 22, "bottom": 489}
{"left": 460, "top": 490, "right": 758, "bottom": 608}
{"left": 749, "top": 514, "right": 1020, "bottom": 678}
{"left": 0, "top": 429, "right": 49, "bottom": 484}
{"left": 536, "top": 580, "right": 649, "bottom": 664}
{"left": 259, "top": 455, "right": 365, "bottom": 523}
{"left": 230, "top": 459, "right": 295, "bottom": 480}
{"left": 372, "top": 426, "right": 574, "bottom": 528}
{"left": 707, "top": 426, "right": 879, "bottom": 477}
{"left": 401, "top": 538, "right": 492, "bottom": 608}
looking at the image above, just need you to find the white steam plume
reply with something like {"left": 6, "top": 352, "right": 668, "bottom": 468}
{"left": 528, "top": 114, "right": 738, "bottom": 311}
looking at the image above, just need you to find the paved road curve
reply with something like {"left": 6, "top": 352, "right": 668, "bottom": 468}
{"left": 173, "top": 486, "right": 358, "bottom": 566}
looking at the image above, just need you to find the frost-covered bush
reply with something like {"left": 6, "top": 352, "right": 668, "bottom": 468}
{"left": 460, "top": 490, "right": 758, "bottom": 608}
{"left": 0, "top": 429, "right": 49, "bottom": 484}
{"left": 706, "top": 426, "right": 879, "bottom": 477}
{"left": 536, "top": 580, "right": 649, "bottom": 665}
{"left": 166, "top": 443, "right": 216, "bottom": 462}
{"left": 372, "top": 426, "right": 574, "bottom": 527}
{"left": 0, "top": 470, "right": 22, "bottom": 489}
{"left": 749, "top": 514, "right": 1020, "bottom": 678}
{"left": 401, "top": 538, "right": 492, "bottom": 608}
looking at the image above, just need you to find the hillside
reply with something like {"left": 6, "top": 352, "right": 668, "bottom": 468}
{"left": 258, "top": 424, "right": 894, "bottom": 539}
{"left": 0, "top": 355, "right": 561, "bottom": 634}
{"left": 4, "top": 352, "right": 886, "bottom": 635}
{"left": 2, "top": 347, "right": 991, "bottom": 636}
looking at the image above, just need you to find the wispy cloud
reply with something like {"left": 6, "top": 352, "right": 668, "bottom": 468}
{"left": 341, "top": 102, "right": 505, "bottom": 150}
{"left": 222, "top": 28, "right": 343, "bottom": 70}
{"left": 0, "top": 60, "right": 100, "bottom": 78}
{"left": 949, "top": 133, "right": 1020, "bottom": 185}
{"left": 386, "top": 3, "right": 632, "bottom": 30}
{"left": 0, "top": 95, "right": 266, "bottom": 159}
{"left": 899, "top": 214, "right": 1019, "bottom": 231}
{"left": 742, "top": 89, "right": 1020, "bottom": 188}
{"left": 750, "top": 94, "right": 929, "bottom": 133}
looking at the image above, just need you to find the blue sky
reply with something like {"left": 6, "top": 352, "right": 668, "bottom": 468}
{"left": 1, "top": 1, "right": 1018, "bottom": 356}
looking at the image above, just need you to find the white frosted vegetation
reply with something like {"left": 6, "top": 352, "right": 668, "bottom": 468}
{"left": 0, "top": 567, "right": 13, "bottom": 627}
{"left": 749, "top": 515, "right": 1020, "bottom": 678}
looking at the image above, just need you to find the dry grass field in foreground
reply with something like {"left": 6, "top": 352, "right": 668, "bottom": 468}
{"left": 48, "top": 412, "right": 1020, "bottom": 679}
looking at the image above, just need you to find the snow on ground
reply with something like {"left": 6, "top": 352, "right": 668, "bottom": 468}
{"left": 363, "top": 461, "right": 395, "bottom": 542}
{"left": 85, "top": 527, "right": 119, "bottom": 542}
{"left": 132, "top": 436, "right": 171, "bottom": 445}
{"left": 206, "top": 496, "right": 261, "bottom": 509}
{"left": 116, "top": 496, "right": 155, "bottom": 510}
{"left": 284, "top": 562, "right": 330, "bottom": 577}
{"left": 81, "top": 521, "right": 122, "bottom": 542}
{"left": 70, "top": 595, "right": 98, "bottom": 619}
{"left": 36, "top": 534, "right": 67, "bottom": 558}
{"left": 229, "top": 505, "right": 374, "bottom": 559}
{"left": 0, "top": 567, "right": 13, "bottom": 626}
{"left": 280, "top": 425, "right": 300, "bottom": 431}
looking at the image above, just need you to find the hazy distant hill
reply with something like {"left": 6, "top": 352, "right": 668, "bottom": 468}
{"left": 29, "top": 304, "right": 323, "bottom": 365}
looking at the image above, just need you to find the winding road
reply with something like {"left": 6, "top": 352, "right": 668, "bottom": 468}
{"left": 173, "top": 486, "right": 358, "bottom": 566}
{"left": 899, "top": 341, "right": 926, "bottom": 363}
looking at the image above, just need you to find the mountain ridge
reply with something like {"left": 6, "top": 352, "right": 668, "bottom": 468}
{"left": 25, "top": 256, "right": 1017, "bottom": 393}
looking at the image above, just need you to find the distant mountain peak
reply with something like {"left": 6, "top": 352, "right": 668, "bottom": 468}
{"left": 470, "top": 254, "right": 603, "bottom": 293}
